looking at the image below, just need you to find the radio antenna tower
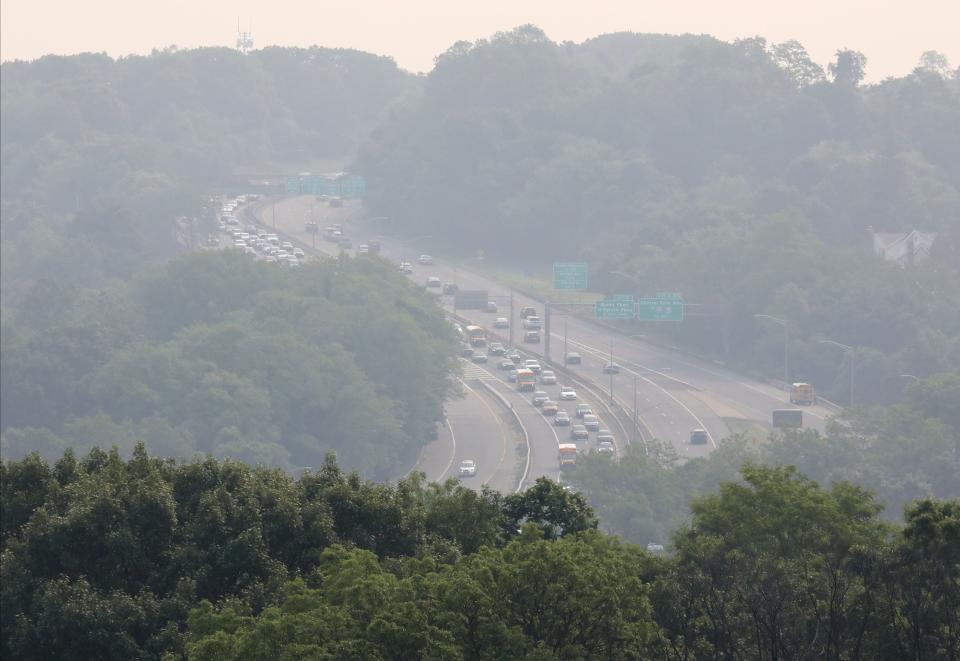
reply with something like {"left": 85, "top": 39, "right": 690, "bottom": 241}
{"left": 236, "top": 18, "right": 253, "bottom": 54}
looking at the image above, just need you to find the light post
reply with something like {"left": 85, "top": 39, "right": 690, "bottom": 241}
{"left": 609, "top": 340, "right": 615, "bottom": 405}
{"left": 753, "top": 314, "right": 789, "bottom": 385}
{"left": 818, "top": 339, "right": 855, "bottom": 406}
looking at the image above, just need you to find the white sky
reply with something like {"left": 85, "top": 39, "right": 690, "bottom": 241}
{"left": 2, "top": 0, "right": 958, "bottom": 81}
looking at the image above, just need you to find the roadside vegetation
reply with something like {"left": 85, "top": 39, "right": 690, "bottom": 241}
{"left": 1, "top": 252, "right": 460, "bottom": 477}
{"left": 2, "top": 449, "right": 957, "bottom": 659}
{"left": 357, "top": 27, "right": 960, "bottom": 405}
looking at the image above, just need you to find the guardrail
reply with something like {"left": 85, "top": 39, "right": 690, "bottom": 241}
{"left": 477, "top": 380, "right": 532, "bottom": 493}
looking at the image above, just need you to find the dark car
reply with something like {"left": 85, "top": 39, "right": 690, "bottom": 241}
{"left": 570, "top": 425, "right": 589, "bottom": 441}
{"left": 532, "top": 391, "right": 549, "bottom": 407}
{"left": 566, "top": 352, "right": 582, "bottom": 365}
{"left": 554, "top": 411, "right": 571, "bottom": 426}
{"left": 442, "top": 283, "right": 459, "bottom": 295}
{"left": 523, "top": 330, "right": 541, "bottom": 344}
{"left": 471, "top": 353, "right": 488, "bottom": 364}
{"left": 461, "top": 346, "right": 475, "bottom": 358}
{"left": 582, "top": 414, "right": 600, "bottom": 432}
{"left": 488, "top": 342, "right": 506, "bottom": 355}
{"left": 690, "top": 429, "right": 709, "bottom": 445}
{"left": 602, "top": 362, "right": 621, "bottom": 374}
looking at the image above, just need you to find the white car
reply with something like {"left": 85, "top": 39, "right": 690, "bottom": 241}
{"left": 459, "top": 460, "right": 477, "bottom": 477}
{"left": 419, "top": 254, "right": 434, "bottom": 265}
{"left": 493, "top": 317, "right": 509, "bottom": 329}
{"left": 597, "top": 441, "right": 615, "bottom": 455}
{"left": 426, "top": 276, "right": 442, "bottom": 288}
{"left": 559, "top": 386, "right": 577, "bottom": 401}
{"left": 540, "top": 370, "right": 557, "bottom": 386}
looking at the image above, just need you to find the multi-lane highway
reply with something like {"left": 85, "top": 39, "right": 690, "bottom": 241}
{"left": 245, "top": 195, "right": 836, "bottom": 466}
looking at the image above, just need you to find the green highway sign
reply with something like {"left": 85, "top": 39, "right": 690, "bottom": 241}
{"left": 553, "top": 262, "right": 588, "bottom": 290}
{"left": 613, "top": 294, "right": 634, "bottom": 301}
{"left": 595, "top": 298, "right": 636, "bottom": 320}
{"left": 638, "top": 298, "right": 684, "bottom": 321}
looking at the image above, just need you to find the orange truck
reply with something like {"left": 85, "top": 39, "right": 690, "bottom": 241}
{"left": 558, "top": 444, "right": 578, "bottom": 468}
{"left": 789, "top": 383, "right": 817, "bottom": 405}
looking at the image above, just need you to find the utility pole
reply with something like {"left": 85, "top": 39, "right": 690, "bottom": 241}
{"left": 509, "top": 288, "right": 515, "bottom": 347}
{"left": 609, "top": 340, "right": 615, "bottom": 405}
{"left": 633, "top": 373, "right": 639, "bottom": 443}
{"left": 563, "top": 318, "right": 568, "bottom": 366}
{"left": 753, "top": 314, "right": 789, "bottom": 385}
{"left": 818, "top": 339, "right": 855, "bottom": 406}
{"left": 544, "top": 302, "right": 551, "bottom": 362}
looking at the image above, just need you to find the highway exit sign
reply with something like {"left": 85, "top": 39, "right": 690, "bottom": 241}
{"left": 553, "top": 262, "right": 588, "bottom": 290}
{"left": 638, "top": 298, "right": 684, "bottom": 321}
{"left": 595, "top": 298, "right": 635, "bottom": 320}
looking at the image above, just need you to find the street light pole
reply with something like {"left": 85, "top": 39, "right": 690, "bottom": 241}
{"left": 818, "top": 339, "right": 855, "bottom": 406}
{"left": 609, "top": 340, "right": 615, "bottom": 405}
{"left": 753, "top": 314, "right": 789, "bottom": 385}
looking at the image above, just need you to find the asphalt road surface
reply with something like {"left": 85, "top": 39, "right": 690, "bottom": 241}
{"left": 245, "top": 195, "right": 836, "bottom": 464}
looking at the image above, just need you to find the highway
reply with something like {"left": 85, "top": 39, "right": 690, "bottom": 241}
{"left": 245, "top": 195, "right": 836, "bottom": 463}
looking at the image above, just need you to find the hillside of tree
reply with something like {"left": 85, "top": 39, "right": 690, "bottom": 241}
{"left": 2, "top": 448, "right": 957, "bottom": 659}
{"left": 1, "top": 46, "right": 416, "bottom": 305}
{"left": 0, "top": 252, "right": 459, "bottom": 478}
{"left": 356, "top": 26, "right": 960, "bottom": 405}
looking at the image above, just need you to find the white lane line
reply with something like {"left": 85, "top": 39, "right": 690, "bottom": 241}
{"left": 564, "top": 337, "right": 717, "bottom": 449}
{"left": 441, "top": 418, "right": 458, "bottom": 479}
{"left": 459, "top": 378, "right": 509, "bottom": 488}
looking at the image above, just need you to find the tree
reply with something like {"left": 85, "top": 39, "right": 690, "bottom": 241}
{"left": 771, "top": 40, "right": 827, "bottom": 86}
{"left": 916, "top": 50, "right": 952, "bottom": 77}
{"left": 829, "top": 48, "right": 868, "bottom": 86}
{"left": 502, "top": 477, "right": 598, "bottom": 539}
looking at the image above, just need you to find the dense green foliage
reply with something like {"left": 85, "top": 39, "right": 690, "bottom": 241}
{"left": 1, "top": 251, "right": 459, "bottom": 477}
{"left": 569, "top": 374, "right": 960, "bottom": 545}
{"left": 3, "top": 448, "right": 957, "bottom": 659}
{"left": 357, "top": 27, "right": 960, "bottom": 404}
{"left": 1, "top": 46, "right": 415, "bottom": 301}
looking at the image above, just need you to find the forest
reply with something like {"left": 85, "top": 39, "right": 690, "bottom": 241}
{"left": 568, "top": 372, "right": 960, "bottom": 545}
{"left": 2, "top": 448, "right": 957, "bottom": 659}
{"left": 1, "top": 252, "right": 460, "bottom": 478}
{"left": 356, "top": 27, "right": 960, "bottom": 405}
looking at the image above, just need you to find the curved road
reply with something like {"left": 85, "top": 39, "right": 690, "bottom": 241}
{"left": 249, "top": 195, "right": 836, "bottom": 463}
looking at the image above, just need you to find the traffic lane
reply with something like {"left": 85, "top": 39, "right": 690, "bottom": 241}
{"left": 484, "top": 377, "right": 562, "bottom": 485}
{"left": 436, "top": 378, "right": 510, "bottom": 490}
{"left": 257, "top": 199, "right": 759, "bottom": 443}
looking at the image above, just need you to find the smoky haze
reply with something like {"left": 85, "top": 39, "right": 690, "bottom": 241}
{"left": 2, "top": 0, "right": 959, "bottom": 81}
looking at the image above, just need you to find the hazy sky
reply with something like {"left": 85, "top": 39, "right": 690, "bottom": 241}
{"left": 2, "top": 0, "right": 958, "bottom": 81}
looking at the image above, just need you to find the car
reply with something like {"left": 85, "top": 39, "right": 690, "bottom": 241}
{"left": 461, "top": 346, "right": 475, "bottom": 358}
{"left": 507, "top": 350, "right": 522, "bottom": 364}
{"left": 281, "top": 241, "right": 294, "bottom": 251}
{"left": 565, "top": 352, "right": 582, "bottom": 365}
{"left": 583, "top": 414, "right": 600, "bottom": 432}
{"left": 539, "top": 370, "right": 557, "bottom": 385}
{"left": 498, "top": 359, "right": 515, "bottom": 370}
{"left": 493, "top": 317, "right": 509, "bottom": 329}
{"left": 508, "top": 369, "right": 518, "bottom": 382}
{"left": 523, "top": 330, "right": 541, "bottom": 344}
{"left": 541, "top": 400, "right": 559, "bottom": 415}
{"left": 399, "top": 262, "right": 413, "bottom": 274}
{"left": 488, "top": 342, "right": 506, "bottom": 355}
{"left": 459, "top": 460, "right": 477, "bottom": 477}
{"left": 597, "top": 441, "right": 615, "bottom": 455}
{"left": 559, "top": 386, "right": 577, "bottom": 401}
{"left": 524, "top": 360, "right": 542, "bottom": 374}
{"left": 358, "top": 245, "right": 369, "bottom": 255}
{"left": 570, "top": 425, "right": 589, "bottom": 441}
{"left": 522, "top": 316, "right": 541, "bottom": 330}
{"left": 486, "top": 301, "right": 498, "bottom": 313}
{"left": 597, "top": 429, "right": 614, "bottom": 445}
{"left": 419, "top": 254, "right": 434, "bottom": 265}
{"left": 554, "top": 411, "right": 571, "bottom": 426}
{"left": 532, "top": 391, "right": 549, "bottom": 407}
{"left": 575, "top": 404, "right": 593, "bottom": 419}
{"left": 442, "top": 282, "right": 459, "bottom": 295}
{"left": 426, "top": 276, "right": 442, "bottom": 288}
{"left": 520, "top": 306, "right": 537, "bottom": 318}
{"left": 690, "top": 429, "right": 709, "bottom": 445}
{"left": 471, "top": 353, "right": 488, "bottom": 364}
{"left": 646, "top": 543, "right": 665, "bottom": 553}
{"left": 602, "top": 362, "right": 621, "bottom": 374}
